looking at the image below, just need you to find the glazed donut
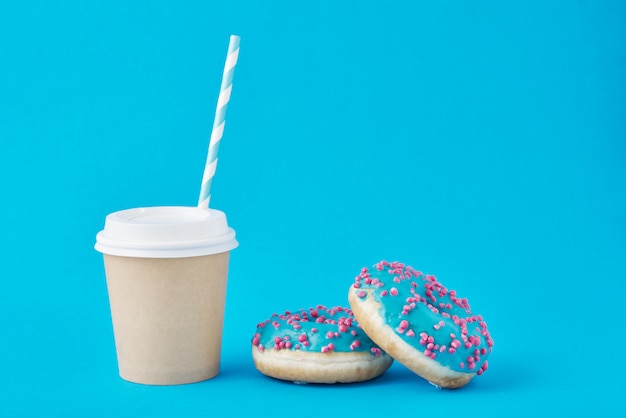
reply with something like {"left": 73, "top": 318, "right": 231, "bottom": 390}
{"left": 348, "top": 261, "right": 493, "bottom": 389}
{"left": 252, "top": 305, "right": 393, "bottom": 384}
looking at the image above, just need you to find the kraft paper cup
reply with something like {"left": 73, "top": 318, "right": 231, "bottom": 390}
{"left": 95, "top": 206, "right": 238, "bottom": 385}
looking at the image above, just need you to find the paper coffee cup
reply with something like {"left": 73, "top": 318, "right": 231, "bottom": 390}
{"left": 95, "top": 206, "right": 238, "bottom": 385}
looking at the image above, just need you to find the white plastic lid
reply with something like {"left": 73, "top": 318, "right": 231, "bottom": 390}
{"left": 95, "top": 206, "right": 238, "bottom": 258}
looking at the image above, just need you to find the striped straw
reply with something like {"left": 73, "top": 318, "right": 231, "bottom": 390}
{"left": 198, "top": 35, "right": 240, "bottom": 209}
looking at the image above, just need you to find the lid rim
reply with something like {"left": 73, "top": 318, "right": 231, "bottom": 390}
{"left": 94, "top": 206, "right": 238, "bottom": 258}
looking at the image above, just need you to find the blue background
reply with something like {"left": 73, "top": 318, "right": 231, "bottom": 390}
{"left": 1, "top": 0, "right": 625, "bottom": 416}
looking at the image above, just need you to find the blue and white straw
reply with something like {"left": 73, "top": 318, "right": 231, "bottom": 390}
{"left": 198, "top": 35, "right": 240, "bottom": 209}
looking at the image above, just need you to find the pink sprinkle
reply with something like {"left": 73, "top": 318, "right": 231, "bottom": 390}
{"left": 439, "top": 345, "right": 446, "bottom": 353}
{"left": 258, "top": 344, "right": 264, "bottom": 353}
{"left": 427, "top": 304, "right": 439, "bottom": 314}
{"left": 390, "top": 287, "right": 399, "bottom": 296}
{"left": 351, "top": 330, "right": 358, "bottom": 336}
{"left": 406, "top": 329, "right": 415, "bottom": 337}
{"left": 311, "top": 328, "right": 318, "bottom": 333}
{"left": 381, "top": 290, "right": 388, "bottom": 297}
{"left": 459, "top": 362, "right": 465, "bottom": 369}
{"left": 298, "top": 334, "right": 307, "bottom": 343}
{"left": 424, "top": 349, "right": 432, "bottom": 356}
{"left": 357, "top": 290, "right": 366, "bottom": 298}
{"left": 326, "top": 331, "right": 334, "bottom": 339}
{"left": 274, "top": 337, "right": 282, "bottom": 344}
{"left": 339, "top": 324, "right": 348, "bottom": 333}
{"left": 321, "top": 343, "right": 335, "bottom": 353}
{"left": 399, "top": 320, "right": 409, "bottom": 329}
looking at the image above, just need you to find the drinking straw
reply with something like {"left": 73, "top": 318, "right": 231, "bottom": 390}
{"left": 198, "top": 35, "right": 240, "bottom": 209}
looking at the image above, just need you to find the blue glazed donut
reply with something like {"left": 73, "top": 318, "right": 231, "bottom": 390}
{"left": 348, "top": 261, "right": 493, "bottom": 388}
{"left": 251, "top": 305, "right": 393, "bottom": 383}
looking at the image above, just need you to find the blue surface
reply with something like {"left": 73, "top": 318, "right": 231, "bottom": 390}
{"left": 1, "top": 1, "right": 625, "bottom": 416}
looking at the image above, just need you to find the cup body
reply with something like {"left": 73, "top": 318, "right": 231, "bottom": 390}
{"left": 95, "top": 206, "right": 238, "bottom": 385}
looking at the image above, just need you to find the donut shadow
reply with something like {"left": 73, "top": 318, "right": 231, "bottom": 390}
{"left": 383, "top": 356, "right": 536, "bottom": 392}
{"left": 472, "top": 356, "right": 536, "bottom": 392}
{"left": 370, "top": 362, "right": 531, "bottom": 393}
{"left": 259, "top": 355, "right": 534, "bottom": 392}
{"left": 267, "top": 372, "right": 389, "bottom": 389}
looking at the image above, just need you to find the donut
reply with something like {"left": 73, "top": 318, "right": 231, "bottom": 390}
{"left": 251, "top": 305, "right": 393, "bottom": 384}
{"left": 348, "top": 261, "right": 493, "bottom": 389}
